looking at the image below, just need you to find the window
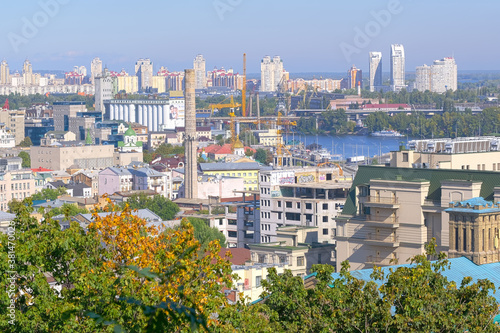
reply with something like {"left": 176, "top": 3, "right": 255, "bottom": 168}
{"left": 285, "top": 201, "right": 292, "bottom": 208}
{"left": 228, "top": 219, "right": 237, "bottom": 225}
{"left": 277, "top": 201, "right": 281, "bottom": 208}
{"left": 228, "top": 231, "right": 237, "bottom": 238}
{"left": 243, "top": 173, "right": 246, "bottom": 176}
{"left": 219, "top": 219, "right": 223, "bottom": 225}
{"left": 323, "top": 228, "right": 328, "bottom": 235}
{"left": 322, "top": 203, "right": 328, "bottom": 210}
{"left": 305, "top": 203, "right": 312, "bottom": 210}
{"left": 322, "top": 216, "right": 328, "bottom": 223}
{"left": 297, "top": 256, "right": 305, "bottom": 266}
{"left": 402, "top": 152, "right": 408, "bottom": 162}
{"left": 296, "top": 202, "right": 301, "bottom": 209}
{"left": 255, "top": 276, "right": 262, "bottom": 287}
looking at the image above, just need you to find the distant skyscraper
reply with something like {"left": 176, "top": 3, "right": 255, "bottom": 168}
{"left": 0, "top": 60, "right": 10, "bottom": 85}
{"left": 193, "top": 54, "right": 206, "bottom": 89}
{"left": 347, "top": 65, "right": 362, "bottom": 90}
{"left": 415, "top": 57, "right": 457, "bottom": 93}
{"left": 260, "top": 55, "right": 285, "bottom": 92}
{"left": 390, "top": 44, "right": 405, "bottom": 91}
{"left": 369, "top": 52, "right": 382, "bottom": 92}
{"left": 135, "top": 58, "right": 153, "bottom": 92}
{"left": 23, "top": 59, "right": 33, "bottom": 86}
{"left": 90, "top": 58, "right": 102, "bottom": 85}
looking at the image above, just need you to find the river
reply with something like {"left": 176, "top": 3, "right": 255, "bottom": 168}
{"left": 283, "top": 133, "right": 414, "bottom": 160}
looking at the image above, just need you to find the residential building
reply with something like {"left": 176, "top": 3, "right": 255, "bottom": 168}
{"left": 347, "top": 65, "right": 362, "bottom": 89}
{"left": 259, "top": 167, "right": 349, "bottom": 244}
{"left": 391, "top": 136, "right": 500, "bottom": 171}
{"left": 335, "top": 165, "right": 500, "bottom": 271}
{"left": 30, "top": 144, "right": 116, "bottom": 170}
{"left": 200, "top": 162, "right": 263, "bottom": 192}
{"left": 232, "top": 262, "right": 289, "bottom": 302}
{"left": 416, "top": 57, "right": 457, "bottom": 93}
{"left": 0, "top": 211, "right": 16, "bottom": 234}
{"left": 129, "top": 167, "right": 172, "bottom": 199}
{"left": 72, "top": 169, "right": 99, "bottom": 197}
{"left": 0, "top": 109, "right": 25, "bottom": 145}
{"left": 45, "top": 180, "right": 92, "bottom": 198}
{"left": 369, "top": 52, "right": 382, "bottom": 92}
{"left": 0, "top": 123, "right": 15, "bottom": 148}
{"left": 135, "top": 58, "right": 153, "bottom": 92}
{"left": 390, "top": 44, "right": 405, "bottom": 91}
{"left": 260, "top": 55, "right": 285, "bottom": 92}
{"left": 40, "top": 131, "right": 77, "bottom": 146}
{"left": 248, "top": 226, "right": 336, "bottom": 278}
{"left": 98, "top": 167, "right": 133, "bottom": 196}
{"left": 0, "top": 60, "right": 10, "bottom": 85}
{"left": 90, "top": 57, "right": 102, "bottom": 85}
{"left": 112, "top": 69, "right": 139, "bottom": 93}
{"left": 178, "top": 174, "right": 244, "bottom": 200}
{"left": 194, "top": 54, "right": 206, "bottom": 89}
{"left": 0, "top": 157, "right": 35, "bottom": 211}
{"left": 446, "top": 197, "right": 500, "bottom": 265}
{"left": 95, "top": 69, "right": 114, "bottom": 113}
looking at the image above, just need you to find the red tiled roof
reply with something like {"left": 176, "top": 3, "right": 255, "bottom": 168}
{"left": 31, "top": 167, "right": 53, "bottom": 172}
{"left": 217, "top": 248, "right": 251, "bottom": 265}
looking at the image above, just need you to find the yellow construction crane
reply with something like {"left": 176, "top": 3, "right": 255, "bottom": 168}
{"left": 209, "top": 96, "right": 241, "bottom": 149}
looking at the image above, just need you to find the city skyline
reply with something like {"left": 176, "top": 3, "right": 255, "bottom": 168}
{"left": 0, "top": 0, "right": 498, "bottom": 73}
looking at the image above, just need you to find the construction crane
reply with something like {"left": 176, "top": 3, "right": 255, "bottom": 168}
{"left": 242, "top": 53, "right": 246, "bottom": 117}
{"left": 317, "top": 161, "right": 344, "bottom": 176}
{"left": 209, "top": 96, "right": 241, "bottom": 149}
{"left": 276, "top": 112, "right": 297, "bottom": 167}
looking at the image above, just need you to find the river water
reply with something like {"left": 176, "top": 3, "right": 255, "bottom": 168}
{"left": 283, "top": 133, "right": 413, "bottom": 160}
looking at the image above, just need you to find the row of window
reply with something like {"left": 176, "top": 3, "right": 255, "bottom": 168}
{"left": 9, "top": 182, "right": 31, "bottom": 191}
{"left": 216, "top": 172, "right": 257, "bottom": 177}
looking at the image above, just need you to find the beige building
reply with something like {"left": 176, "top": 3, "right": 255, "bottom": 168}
{"left": 232, "top": 262, "right": 289, "bottom": 302}
{"left": 255, "top": 129, "right": 280, "bottom": 146}
{"left": 116, "top": 73, "right": 139, "bottom": 93}
{"left": 31, "top": 144, "right": 115, "bottom": 170}
{"left": 446, "top": 197, "right": 500, "bottom": 265}
{"left": 0, "top": 157, "right": 35, "bottom": 211}
{"left": 151, "top": 76, "right": 166, "bottom": 93}
{"left": 248, "top": 226, "right": 335, "bottom": 278}
{"left": 336, "top": 165, "right": 500, "bottom": 271}
{"left": 0, "top": 109, "right": 25, "bottom": 145}
{"left": 391, "top": 137, "right": 500, "bottom": 171}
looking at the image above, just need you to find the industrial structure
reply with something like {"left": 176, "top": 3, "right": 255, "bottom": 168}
{"left": 184, "top": 69, "right": 198, "bottom": 199}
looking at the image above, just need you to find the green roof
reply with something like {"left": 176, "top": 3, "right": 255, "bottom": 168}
{"left": 342, "top": 165, "right": 500, "bottom": 216}
{"left": 125, "top": 126, "right": 136, "bottom": 136}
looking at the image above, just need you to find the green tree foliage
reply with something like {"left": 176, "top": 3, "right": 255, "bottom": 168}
{"left": 255, "top": 148, "right": 268, "bottom": 164}
{"left": 253, "top": 240, "right": 499, "bottom": 332}
{"left": 18, "top": 151, "right": 30, "bottom": 168}
{"left": 48, "top": 203, "right": 88, "bottom": 218}
{"left": 186, "top": 217, "right": 227, "bottom": 250}
{"left": 122, "top": 193, "right": 180, "bottom": 220}
{"left": 245, "top": 148, "right": 254, "bottom": 157}
{"left": 0, "top": 93, "right": 94, "bottom": 111}
{"left": 153, "top": 143, "right": 185, "bottom": 158}
{"left": 31, "top": 187, "right": 67, "bottom": 201}
{"left": 18, "top": 137, "right": 33, "bottom": 147}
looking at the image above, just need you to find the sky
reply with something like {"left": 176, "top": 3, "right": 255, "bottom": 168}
{"left": 1, "top": 0, "right": 498, "bottom": 74}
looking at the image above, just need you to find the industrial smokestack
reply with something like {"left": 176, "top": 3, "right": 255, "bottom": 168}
{"left": 184, "top": 69, "right": 198, "bottom": 199}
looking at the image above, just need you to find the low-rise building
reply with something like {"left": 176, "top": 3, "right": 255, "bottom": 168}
{"left": 200, "top": 162, "right": 265, "bottom": 192}
{"left": 248, "top": 226, "right": 335, "bottom": 278}
{"left": 0, "top": 157, "right": 35, "bottom": 210}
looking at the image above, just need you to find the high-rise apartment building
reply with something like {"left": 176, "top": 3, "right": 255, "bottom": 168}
{"left": 347, "top": 65, "right": 362, "bottom": 89}
{"left": 390, "top": 44, "right": 405, "bottom": 91}
{"left": 260, "top": 55, "right": 285, "bottom": 92}
{"left": 22, "top": 59, "right": 33, "bottom": 86}
{"left": 369, "top": 52, "right": 382, "bottom": 92}
{"left": 95, "top": 69, "right": 114, "bottom": 113}
{"left": 135, "top": 58, "right": 153, "bottom": 92}
{"left": 415, "top": 57, "right": 457, "bottom": 93}
{"left": 90, "top": 58, "right": 102, "bottom": 85}
{"left": 0, "top": 60, "right": 10, "bottom": 85}
{"left": 193, "top": 54, "right": 206, "bottom": 89}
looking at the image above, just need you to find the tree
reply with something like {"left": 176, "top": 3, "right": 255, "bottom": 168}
{"left": 255, "top": 148, "right": 268, "bottom": 164}
{"left": 245, "top": 148, "right": 254, "bottom": 157}
{"left": 0, "top": 199, "right": 233, "bottom": 332}
{"left": 18, "top": 137, "right": 33, "bottom": 147}
{"left": 49, "top": 203, "right": 88, "bottom": 218}
{"left": 31, "top": 187, "right": 67, "bottom": 201}
{"left": 18, "top": 151, "right": 30, "bottom": 168}
{"left": 123, "top": 193, "right": 180, "bottom": 220}
{"left": 186, "top": 217, "right": 227, "bottom": 250}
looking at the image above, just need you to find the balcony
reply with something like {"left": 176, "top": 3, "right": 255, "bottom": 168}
{"left": 362, "top": 215, "right": 399, "bottom": 228}
{"left": 244, "top": 222, "right": 254, "bottom": 228}
{"left": 362, "top": 233, "right": 399, "bottom": 247}
{"left": 363, "top": 196, "right": 399, "bottom": 208}
{"left": 366, "top": 255, "right": 398, "bottom": 267}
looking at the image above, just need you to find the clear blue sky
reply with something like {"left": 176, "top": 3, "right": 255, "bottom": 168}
{"left": 1, "top": 0, "right": 498, "bottom": 74}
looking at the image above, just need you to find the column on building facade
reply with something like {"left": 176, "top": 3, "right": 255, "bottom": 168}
{"left": 449, "top": 221, "right": 456, "bottom": 252}
{"left": 109, "top": 104, "right": 114, "bottom": 120}
{"left": 465, "top": 224, "right": 472, "bottom": 253}
{"left": 162, "top": 105, "right": 168, "bottom": 128}
{"left": 458, "top": 224, "right": 464, "bottom": 253}
{"left": 158, "top": 105, "right": 163, "bottom": 130}
{"left": 129, "top": 104, "right": 136, "bottom": 123}
{"left": 138, "top": 105, "right": 143, "bottom": 125}
{"left": 153, "top": 105, "right": 159, "bottom": 131}
{"left": 148, "top": 105, "right": 153, "bottom": 131}
{"left": 124, "top": 105, "right": 129, "bottom": 122}
{"left": 119, "top": 105, "right": 124, "bottom": 121}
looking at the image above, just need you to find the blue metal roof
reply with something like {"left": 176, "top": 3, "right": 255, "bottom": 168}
{"left": 445, "top": 196, "right": 500, "bottom": 214}
{"left": 330, "top": 257, "right": 500, "bottom": 304}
